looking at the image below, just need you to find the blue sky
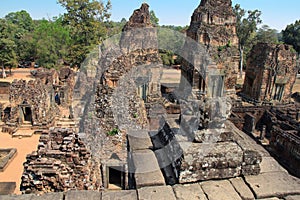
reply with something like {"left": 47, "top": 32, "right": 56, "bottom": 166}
{"left": 0, "top": 0, "right": 299, "bottom": 31}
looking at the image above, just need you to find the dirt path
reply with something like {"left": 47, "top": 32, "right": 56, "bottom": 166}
{"left": 0, "top": 132, "right": 40, "bottom": 194}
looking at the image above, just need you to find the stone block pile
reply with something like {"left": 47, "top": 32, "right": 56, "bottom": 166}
{"left": 21, "top": 128, "right": 99, "bottom": 194}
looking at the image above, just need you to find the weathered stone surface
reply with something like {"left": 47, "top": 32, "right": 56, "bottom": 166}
{"left": 31, "top": 192, "right": 64, "bottom": 200}
{"left": 179, "top": 142, "right": 243, "bottom": 183}
{"left": 0, "top": 182, "right": 16, "bottom": 195}
{"left": 173, "top": 183, "right": 208, "bottom": 200}
{"left": 257, "top": 198, "right": 281, "bottom": 200}
{"left": 201, "top": 180, "right": 242, "bottom": 200}
{"left": 243, "top": 43, "right": 298, "bottom": 103}
{"left": 20, "top": 128, "right": 99, "bottom": 194}
{"left": 138, "top": 185, "right": 176, "bottom": 200}
{"left": 259, "top": 157, "right": 287, "bottom": 174}
{"left": 245, "top": 172, "right": 300, "bottom": 199}
{"left": 127, "top": 130, "right": 153, "bottom": 151}
{"left": 194, "top": 129, "right": 234, "bottom": 143}
{"left": 0, "top": 148, "right": 17, "bottom": 172}
{"left": 131, "top": 150, "right": 165, "bottom": 188}
{"left": 285, "top": 195, "right": 300, "bottom": 200}
{"left": 65, "top": 190, "right": 101, "bottom": 200}
{"left": 229, "top": 177, "right": 255, "bottom": 200}
{"left": 102, "top": 190, "right": 137, "bottom": 200}
{"left": 0, "top": 194, "right": 34, "bottom": 200}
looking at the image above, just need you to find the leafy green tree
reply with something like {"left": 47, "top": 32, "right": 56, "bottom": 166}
{"left": 0, "top": 38, "right": 17, "bottom": 69}
{"left": 150, "top": 10, "right": 159, "bottom": 26}
{"left": 282, "top": 20, "right": 300, "bottom": 55}
{"left": 234, "top": 4, "right": 262, "bottom": 76}
{"left": 5, "top": 10, "right": 34, "bottom": 31}
{"left": 0, "top": 19, "right": 18, "bottom": 72}
{"left": 58, "top": 0, "right": 112, "bottom": 67}
{"left": 33, "top": 18, "right": 71, "bottom": 68}
{"left": 255, "top": 25, "right": 279, "bottom": 44}
{"left": 4, "top": 11, "right": 34, "bottom": 63}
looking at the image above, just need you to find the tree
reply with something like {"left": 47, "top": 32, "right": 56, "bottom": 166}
{"left": 0, "top": 19, "right": 17, "bottom": 72}
{"left": 0, "top": 39, "right": 17, "bottom": 67}
{"left": 58, "top": 0, "right": 112, "bottom": 67}
{"left": 234, "top": 4, "right": 262, "bottom": 76}
{"left": 5, "top": 10, "right": 34, "bottom": 32}
{"left": 282, "top": 20, "right": 300, "bottom": 55}
{"left": 33, "top": 18, "right": 71, "bottom": 68}
{"left": 150, "top": 10, "right": 159, "bottom": 26}
{"left": 255, "top": 25, "right": 279, "bottom": 44}
{"left": 4, "top": 11, "right": 34, "bottom": 63}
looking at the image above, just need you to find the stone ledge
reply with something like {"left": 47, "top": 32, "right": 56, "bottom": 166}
{"left": 201, "top": 180, "right": 242, "bottom": 200}
{"left": 65, "top": 190, "right": 101, "bottom": 200}
{"left": 102, "top": 190, "right": 137, "bottom": 200}
{"left": 245, "top": 172, "right": 300, "bottom": 199}
{"left": 131, "top": 150, "right": 165, "bottom": 188}
{"left": 172, "top": 183, "right": 207, "bottom": 200}
{"left": 0, "top": 148, "right": 17, "bottom": 172}
{"left": 137, "top": 185, "right": 176, "bottom": 200}
{"left": 229, "top": 177, "right": 255, "bottom": 200}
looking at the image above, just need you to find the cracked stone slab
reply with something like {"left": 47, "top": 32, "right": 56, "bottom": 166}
{"left": 0, "top": 194, "right": 34, "bottom": 200}
{"left": 173, "top": 183, "right": 208, "bottom": 200}
{"left": 65, "top": 190, "right": 101, "bottom": 200}
{"left": 259, "top": 157, "right": 287, "bottom": 174}
{"left": 245, "top": 172, "right": 300, "bottom": 199}
{"left": 138, "top": 185, "right": 176, "bottom": 200}
{"left": 285, "top": 195, "right": 300, "bottom": 200}
{"left": 201, "top": 180, "right": 242, "bottom": 200}
{"left": 230, "top": 177, "right": 255, "bottom": 200}
{"left": 102, "top": 190, "right": 137, "bottom": 200}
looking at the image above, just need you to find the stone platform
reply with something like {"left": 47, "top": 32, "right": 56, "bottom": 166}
{"left": 1, "top": 166, "right": 299, "bottom": 200}
{"left": 0, "top": 148, "right": 17, "bottom": 172}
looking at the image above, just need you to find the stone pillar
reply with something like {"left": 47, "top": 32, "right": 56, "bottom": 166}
{"left": 260, "top": 125, "right": 266, "bottom": 140}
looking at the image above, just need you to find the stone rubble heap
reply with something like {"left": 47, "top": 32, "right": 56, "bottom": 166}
{"left": 21, "top": 128, "right": 101, "bottom": 194}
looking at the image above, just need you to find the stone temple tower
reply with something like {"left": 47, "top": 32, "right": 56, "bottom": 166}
{"left": 182, "top": 0, "right": 240, "bottom": 96}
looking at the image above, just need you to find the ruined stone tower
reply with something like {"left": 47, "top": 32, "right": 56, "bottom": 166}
{"left": 182, "top": 0, "right": 240, "bottom": 95}
{"left": 93, "top": 4, "right": 164, "bottom": 189}
{"left": 242, "top": 43, "right": 298, "bottom": 103}
{"left": 96, "top": 3, "right": 161, "bottom": 133}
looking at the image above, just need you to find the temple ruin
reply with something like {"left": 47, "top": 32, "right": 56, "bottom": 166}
{"left": 242, "top": 43, "right": 298, "bottom": 104}
{"left": 1, "top": 67, "right": 75, "bottom": 136}
{"left": 181, "top": 0, "right": 240, "bottom": 96}
{"left": 1, "top": 0, "right": 299, "bottom": 198}
{"left": 20, "top": 128, "right": 100, "bottom": 194}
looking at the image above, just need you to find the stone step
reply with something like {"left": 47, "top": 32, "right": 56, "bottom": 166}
{"left": 131, "top": 149, "right": 165, "bottom": 189}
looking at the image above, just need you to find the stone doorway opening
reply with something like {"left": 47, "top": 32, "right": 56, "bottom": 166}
{"left": 19, "top": 105, "right": 32, "bottom": 124}
{"left": 107, "top": 166, "right": 124, "bottom": 190}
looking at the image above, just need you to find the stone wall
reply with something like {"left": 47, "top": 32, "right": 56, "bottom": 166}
{"left": 243, "top": 43, "right": 298, "bottom": 103}
{"left": 21, "top": 128, "right": 101, "bottom": 194}
{"left": 230, "top": 104, "right": 300, "bottom": 177}
{"left": 0, "top": 81, "right": 10, "bottom": 102}
{"left": 8, "top": 79, "right": 57, "bottom": 127}
{"left": 32, "top": 67, "right": 75, "bottom": 107}
{"left": 265, "top": 105, "right": 300, "bottom": 177}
